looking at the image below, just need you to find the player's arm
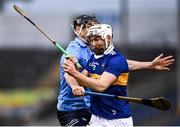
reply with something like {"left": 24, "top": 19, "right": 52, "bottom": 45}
{"left": 127, "top": 53, "right": 174, "bottom": 71}
{"left": 64, "top": 73, "right": 85, "bottom": 96}
{"left": 63, "top": 60, "right": 116, "bottom": 92}
{"left": 64, "top": 57, "right": 88, "bottom": 95}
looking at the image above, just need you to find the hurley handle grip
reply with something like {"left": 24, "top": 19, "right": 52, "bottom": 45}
{"left": 55, "top": 42, "right": 82, "bottom": 69}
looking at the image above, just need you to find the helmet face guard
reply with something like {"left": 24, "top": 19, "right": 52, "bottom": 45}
{"left": 87, "top": 24, "right": 113, "bottom": 55}
{"left": 72, "top": 15, "right": 100, "bottom": 44}
{"left": 87, "top": 24, "right": 113, "bottom": 48}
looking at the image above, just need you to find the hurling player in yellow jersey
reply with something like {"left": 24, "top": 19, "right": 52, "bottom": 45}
{"left": 63, "top": 24, "right": 137, "bottom": 126}
{"left": 58, "top": 16, "right": 174, "bottom": 125}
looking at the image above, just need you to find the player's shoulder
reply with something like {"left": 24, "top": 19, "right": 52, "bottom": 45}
{"left": 72, "top": 37, "right": 86, "bottom": 47}
{"left": 66, "top": 40, "right": 81, "bottom": 51}
{"left": 108, "top": 49, "right": 125, "bottom": 59}
{"left": 69, "top": 40, "right": 80, "bottom": 46}
{"left": 108, "top": 49, "right": 127, "bottom": 64}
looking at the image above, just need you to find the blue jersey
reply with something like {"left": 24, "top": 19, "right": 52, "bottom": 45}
{"left": 86, "top": 49, "right": 131, "bottom": 119}
{"left": 57, "top": 37, "right": 92, "bottom": 111}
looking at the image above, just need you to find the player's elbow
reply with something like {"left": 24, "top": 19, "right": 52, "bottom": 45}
{"left": 97, "top": 88, "right": 106, "bottom": 92}
{"left": 94, "top": 84, "right": 108, "bottom": 92}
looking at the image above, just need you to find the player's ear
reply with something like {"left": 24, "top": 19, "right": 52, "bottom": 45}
{"left": 75, "top": 25, "right": 81, "bottom": 32}
{"left": 106, "top": 35, "right": 112, "bottom": 44}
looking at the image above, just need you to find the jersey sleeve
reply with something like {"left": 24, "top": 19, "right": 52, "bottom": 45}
{"left": 66, "top": 43, "right": 81, "bottom": 59}
{"left": 60, "top": 42, "right": 81, "bottom": 68}
{"left": 105, "top": 55, "right": 128, "bottom": 77}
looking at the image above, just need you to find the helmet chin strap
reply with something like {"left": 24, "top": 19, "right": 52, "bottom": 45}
{"left": 105, "top": 38, "right": 109, "bottom": 49}
{"left": 104, "top": 43, "right": 114, "bottom": 55}
{"left": 71, "top": 24, "right": 87, "bottom": 44}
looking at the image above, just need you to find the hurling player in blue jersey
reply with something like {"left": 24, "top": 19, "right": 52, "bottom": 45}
{"left": 57, "top": 15, "right": 174, "bottom": 126}
{"left": 57, "top": 15, "right": 99, "bottom": 126}
{"left": 63, "top": 24, "right": 174, "bottom": 126}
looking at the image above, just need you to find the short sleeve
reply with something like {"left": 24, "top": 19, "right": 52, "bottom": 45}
{"left": 60, "top": 42, "right": 81, "bottom": 63}
{"left": 66, "top": 43, "right": 81, "bottom": 59}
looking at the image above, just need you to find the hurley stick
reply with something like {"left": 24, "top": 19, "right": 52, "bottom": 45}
{"left": 85, "top": 91, "right": 171, "bottom": 111}
{"left": 13, "top": 5, "right": 81, "bottom": 68}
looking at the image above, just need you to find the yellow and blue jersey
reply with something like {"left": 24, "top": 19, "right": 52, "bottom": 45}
{"left": 86, "top": 49, "right": 131, "bottom": 119}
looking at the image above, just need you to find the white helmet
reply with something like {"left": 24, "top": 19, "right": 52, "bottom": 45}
{"left": 87, "top": 24, "right": 113, "bottom": 48}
